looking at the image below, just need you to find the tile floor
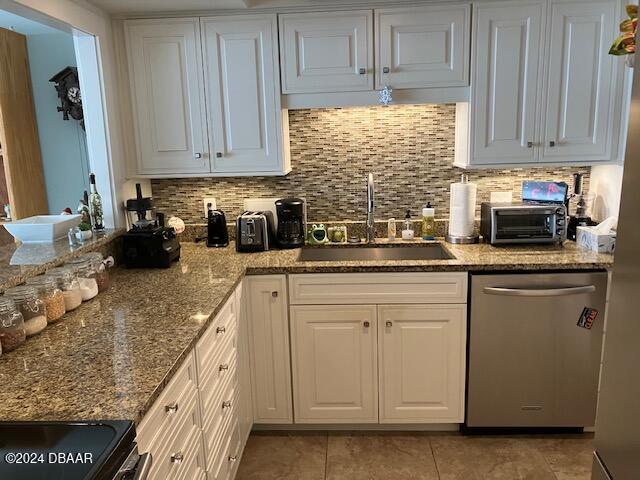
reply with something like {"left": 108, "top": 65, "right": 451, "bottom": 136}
{"left": 236, "top": 432, "right": 594, "bottom": 480}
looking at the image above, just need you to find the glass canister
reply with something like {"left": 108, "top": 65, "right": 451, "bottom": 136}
{"left": 26, "top": 275, "right": 66, "bottom": 323}
{"left": 0, "top": 297, "right": 26, "bottom": 352}
{"left": 4, "top": 286, "right": 47, "bottom": 337}
{"left": 65, "top": 259, "right": 99, "bottom": 301}
{"left": 46, "top": 267, "right": 82, "bottom": 311}
{"left": 79, "top": 252, "right": 111, "bottom": 292}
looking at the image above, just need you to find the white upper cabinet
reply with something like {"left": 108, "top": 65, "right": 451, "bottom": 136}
{"left": 279, "top": 10, "right": 374, "bottom": 94}
{"left": 375, "top": 4, "right": 471, "bottom": 89}
{"left": 201, "top": 15, "right": 288, "bottom": 175}
{"left": 541, "top": 1, "right": 618, "bottom": 162}
{"left": 125, "top": 18, "right": 209, "bottom": 175}
{"left": 469, "top": 1, "right": 545, "bottom": 166}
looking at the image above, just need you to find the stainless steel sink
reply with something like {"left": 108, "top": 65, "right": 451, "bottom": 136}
{"left": 298, "top": 244, "right": 454, "bottom": 262}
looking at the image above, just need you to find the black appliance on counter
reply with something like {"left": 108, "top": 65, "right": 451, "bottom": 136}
{"left": 275, "top": 198, "right": 305, "bottom": 249}
{"left": 0, "top": 420, "right": 151, "bottom": 479}
{"left": 567, "top": 173, "right": 597, "bottom": 241}
{"left": 122, "top": 184, "right": 180, "bottom": 268}
{"left": 206, "top": 206, "right": 229, "bottom": 247}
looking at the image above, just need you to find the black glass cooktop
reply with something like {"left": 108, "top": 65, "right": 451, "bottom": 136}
{"left": 0, "top": 420, "right": 135, "bottom": 480}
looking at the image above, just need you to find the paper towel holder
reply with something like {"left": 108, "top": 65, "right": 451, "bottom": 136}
{"left": 446, "top": 174, "right": 480, "bottom": 244}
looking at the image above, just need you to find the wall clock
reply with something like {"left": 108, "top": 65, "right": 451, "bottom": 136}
{"left": 49, "top": 66, "right": 84, "bottom": 130}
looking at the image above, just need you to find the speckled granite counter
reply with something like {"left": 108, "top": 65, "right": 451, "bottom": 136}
{"left": 0, "top": 229, "right": 124, "bottom": 293}
{"left": 0, "top": 240, "right": 613, "bottom": 424}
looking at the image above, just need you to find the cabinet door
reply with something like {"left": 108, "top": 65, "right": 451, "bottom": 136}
{"left": 470, "top": 2, "right": 545, "bottom": 165}
{"left": 245, "top": 275, "right": 292, "bottom": 424}
{"left": 279, "top": 11, "right": 373, "bottom": 93}
{"left": 201, "top": 15, "right": 286, "bottom": 175}
{"left": 375, "top": 4, "right": 470, "bottom": 89}
{"left": 125, "top": 18, "right": 209, "bottom": 175}
{"left": 290, "top": 305, "right": 378, "bottom": 423}
{"left": 378, "top": 305, "right": 466, "bottom": 423}
{"left": 234, "top": 281, "right": 253, "bottom": 445}
{"left": 541, "top": 1, "right": 618, "bottom": 162}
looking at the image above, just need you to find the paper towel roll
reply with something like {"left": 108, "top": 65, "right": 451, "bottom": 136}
{"left": 449, "top": 178, "right": 477, "bottom": 237}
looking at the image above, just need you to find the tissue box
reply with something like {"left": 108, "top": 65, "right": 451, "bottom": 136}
{"left": 576, "top": 226, "right": 616, "bottom": 253}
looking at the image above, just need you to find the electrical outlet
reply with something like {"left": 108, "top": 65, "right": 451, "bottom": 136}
{"left": 203, "top": 198, "right": 217, "bottom": 218}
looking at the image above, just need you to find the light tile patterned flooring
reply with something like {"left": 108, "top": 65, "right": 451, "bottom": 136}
{"left": 236, "top": 432, "right": 594, "bottom": 480}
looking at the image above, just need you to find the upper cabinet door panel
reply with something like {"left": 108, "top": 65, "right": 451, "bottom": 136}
{"left": 201, "top": 15, "right": 283, "bottom": 174}
{"left": 542, "top": 1, "right": 618, "bottom": 162}
{"left": 279, "top": 11, "right": 373, "bottom": 93}
{"left": 471, "top": 2, "right": 544, "bottom": 164}
{"left": 125, "top": 19, "right": 209, "bottom": 174}
{"left": 375, "top": 4, "right": 471, "bottom": 89}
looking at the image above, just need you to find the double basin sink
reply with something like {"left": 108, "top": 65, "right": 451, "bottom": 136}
{"left": 298, "top": 243, "right": 454, "bottom": 262}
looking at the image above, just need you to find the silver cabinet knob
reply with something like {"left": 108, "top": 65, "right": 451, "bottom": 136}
{"left": 219, "top": 363, "right": 229, "bottom": 372}
{"left": 382, "top": 66, "right": 390, "bottom": 74}
{"left": 216, "top": 326, "right": 226, "bottom": 335}
{"left": 527, "top": 141, "right": 533, "bottom": 148}
{"left": 194, "top": 152, "right": 202, "bottom": 159}
{"left": 386, "top": 321, "right": 393, "bottom": 327}
{"left": 363, "top": 321, "right": 370, "bottom": 328}
{"left": 271, "top": 291, "right": 278, "bottom": 298}
{"left": 549, "top": 141, "right": 556, "bottom": 147}
{"left": 229, "top": 455, "right": 238, "bottom": 462}
{"left": 222, "top": 400, "right": 232, "bottom": 410}
{"left": 216, "top": 152, "right": 223, "bottom": 158}
{"left": 164, "top": 402, "right": 179, "bottom": 414}
{"left": 358, "top": 67, "right": 366, "bottom": 74}
{"left": 170, "top": 452, "right": 184, "bottom": 464}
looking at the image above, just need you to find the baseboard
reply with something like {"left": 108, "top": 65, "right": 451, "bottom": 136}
{"left": 251, "top": 423, "right": 461, "bottom": 432}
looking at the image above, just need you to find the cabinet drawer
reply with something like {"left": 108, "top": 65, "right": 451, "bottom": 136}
{"left": 137, "top": 353, "right": 198, "bottom": 452}
{"left": 200, "top": 340, "right": 237, "bottom": 427}
{"left": 208, "top": 414, "right": 240, "bottom": 480}
{"left": 196, "top": 296, "right": 236, "bottom": 378}
{"left": 203, "top": 375, "right": 238, "bottom": 469}
{"left": 289, "top": 273, "right": 468, "bottom": 304}
{"left": 147, "top": 390, "right": 202, "bottom": 480}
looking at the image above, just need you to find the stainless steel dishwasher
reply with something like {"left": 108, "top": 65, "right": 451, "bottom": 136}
{"left": 467, "top": 271, "right": 607, "bottom": 429}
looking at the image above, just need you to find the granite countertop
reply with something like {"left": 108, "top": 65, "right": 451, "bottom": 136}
{"left": 0, "top": 239, "right": 613, "bottom": 424}
{"left": 0, "top": 229, "right": 124, "bottom": 293}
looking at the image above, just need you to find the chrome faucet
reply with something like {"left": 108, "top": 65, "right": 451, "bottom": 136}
{"left": 367, "top": 173, "right": 375, "bottom": 243}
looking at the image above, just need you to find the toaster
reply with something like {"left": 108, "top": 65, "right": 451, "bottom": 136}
{"left": 236, "top": 211, "right": 275, "bottom": 252}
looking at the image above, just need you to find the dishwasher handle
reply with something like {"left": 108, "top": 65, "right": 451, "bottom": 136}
{"left": 483, "top": 285, "right": 596, "bottom": 297}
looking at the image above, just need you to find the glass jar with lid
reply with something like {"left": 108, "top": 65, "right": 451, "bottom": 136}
{"left": 4, "top": 286, "right": 47, "bottom": 337}
{"left": 65, "top": 258, "right": 99, "bottom": 301}
{"left": 46, "top": 267, "right": 82, "bottom": 311}
{"left": 25, "top": 275, "right": 66, "bottom": 323}
{"left": 0, "top": 296, "right": 26, "bottom": 352}
{"left": 78, "top": 252, "right": 111, "bottom": 292}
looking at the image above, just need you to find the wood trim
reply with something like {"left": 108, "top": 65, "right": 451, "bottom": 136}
{"left": 0, "top": 27, "right": 48, "bottom": 220}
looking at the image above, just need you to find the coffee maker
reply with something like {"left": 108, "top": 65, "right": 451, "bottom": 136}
{"left": 122, "top": 184, "right": 180, "bottom": 268}
{"left": 275, "top": 198, "right": 305, "bottom": 249}
{"left": 567, "top": 173, "right": 597, "bottom": 241}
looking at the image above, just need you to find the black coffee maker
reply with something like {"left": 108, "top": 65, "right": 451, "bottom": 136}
{"left": 122, "top": 184, "right": 180, "bottom": 268}
{"left": 275, "top": 198, "right": 305, "bottom": 249}
{"left": 207, "top": 204, "right": 229, "bottom": 247}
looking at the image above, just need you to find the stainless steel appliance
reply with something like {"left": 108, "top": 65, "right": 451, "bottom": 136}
{"left": 480, "top": 202, "right": 567, "bottom": 244}
{"left": 467, "top": 271, "right": 607, "bottom": 429}
{"left": 275, "top": 198, "right": 305, "bottom": 249}
{"left": 207, "top": 207, "right": 228, "bottom": 248}
{"left": 0, "top": 420, "right": 151, "bottom": 479}
{"left": 591, "top": 33, "right": 640, "bottom": 480}
{"left": 236, "top": 211, "right": 274, "bottom": 252}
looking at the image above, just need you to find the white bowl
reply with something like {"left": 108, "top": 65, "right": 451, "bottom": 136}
{"left": 3, "top": 215, "right": 82, "bottom": 243}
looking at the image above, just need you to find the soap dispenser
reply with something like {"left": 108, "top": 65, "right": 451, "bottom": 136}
{"left": 402, "top": 210, "right": 414, "bottom": 240}
{"left": 421, "top": 202, "right": 436, "bottom": 240}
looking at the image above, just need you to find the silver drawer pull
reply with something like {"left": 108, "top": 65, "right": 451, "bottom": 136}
{"left": 216, "top": 152, "right": 223, "bottom": 158}
{"left": 219, "top": 364, "right": 229, "bottom": 372}
{"left": 164, "top": 402, "right": 179, "bottom": 414}
{"left": 271, "top": 291, "right": 278, "bottom": 298}
{"left": 222, "top": 400, "right": 232, "bottom": 410}
{"left": 229, "top": 455, "right": 238, "bottom": 462}
{"left": 194, "top": 152, "right": 202, "bottom": 159}
{"left": 358, "top": 67, "right": 366, "bottom": 74}
{"left": 483, "top": 285, "right": 596, "bottom": 297}
{"left": 549, "top": 140, "right": 556, "bottom": 147}
{"left": 382, "top": 66, "right": 390, "bottom": 74}
{"left": 216, "top": 326, "right": 226, "bottom": 334}
{"left": 170, "top": 452, "right": 184, "bottom": 464}
{"left": 385, "top": 321, "right": 393, "bottom": 327}
{"left": 363, "top": 321, "right": 370, "bottom": 328}
{"left": 527, "top": 141, "right": 534, "bottom": 148}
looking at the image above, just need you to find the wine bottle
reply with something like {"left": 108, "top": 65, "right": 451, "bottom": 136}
{"left": 89, "top": 173, "right": 104, "bottom": 231}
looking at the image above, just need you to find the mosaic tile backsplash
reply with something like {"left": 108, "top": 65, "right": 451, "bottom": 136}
{"left": 151, "top": 104, "right": 590, "bottom": 223}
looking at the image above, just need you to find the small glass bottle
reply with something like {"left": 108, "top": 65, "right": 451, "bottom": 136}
{"left": 89, "top": 173, "right": 104, "bottom": 231}
{"left": 4, "top": 286, "right": 47, "bottom": 337}
{"left": 46, "top": 267, "right": 82, "bottom": 311}
{"left": 0, "top": 296, "right": 26, "bottom": 352}
{"left": 26, "top": 275, "right": 66, "bottom": 323}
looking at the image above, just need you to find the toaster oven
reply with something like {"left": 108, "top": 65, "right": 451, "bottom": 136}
{"left": 480, "top": 202, "right": 567, "bottom": 244}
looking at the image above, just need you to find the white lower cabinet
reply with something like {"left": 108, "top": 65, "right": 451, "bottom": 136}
{"left": 378, "top": 305, "right": 467, "bottom": 423}
{"left": 290, "top": 305, "right": 378, "bottom": 423}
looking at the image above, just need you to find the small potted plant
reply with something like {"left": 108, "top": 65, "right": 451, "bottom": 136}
{"left": 76, "top": 222, "right": 93, "bottom": 242}
{"left": 610, "top": 4, "right": 638, "bottom": 67}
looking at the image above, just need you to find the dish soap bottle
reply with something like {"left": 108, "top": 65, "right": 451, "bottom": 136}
{"left": 402, "top": 210, "right": 414, "bottom": 240}
{"left": 421, "top": 202, "right": 435, "bottom": 240}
